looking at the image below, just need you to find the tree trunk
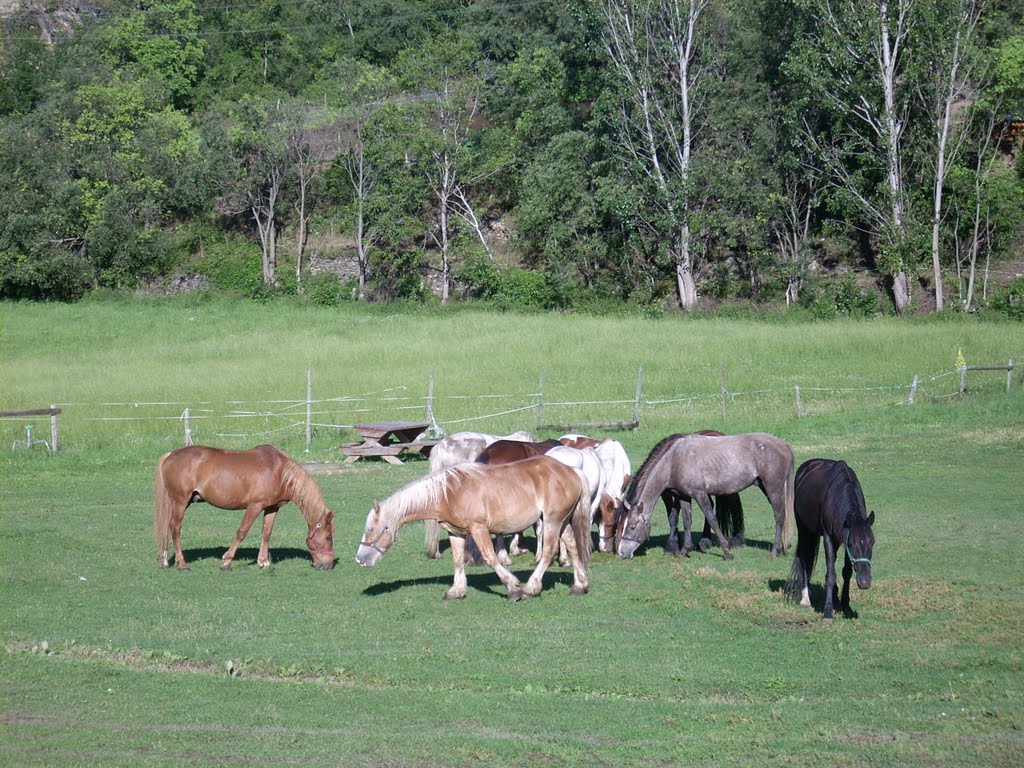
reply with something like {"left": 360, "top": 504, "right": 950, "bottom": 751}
{"left": 892, "top": 270, "right": 911, "bottom": 315}
{"left": 676, "top": 224, "right": 697, "bottom": 310}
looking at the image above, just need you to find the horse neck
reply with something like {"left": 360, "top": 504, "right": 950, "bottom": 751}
{"left": 626, "top": 435, "right": 682, "bottom": 505}
{"left": 381, "top": 471, "right": 456, "bottom": 530}
{"left": 282, "top": 461, "right": 328, "bottom": 526}
{"left": 825, "top": 471, "right": 867, "bottom": 536}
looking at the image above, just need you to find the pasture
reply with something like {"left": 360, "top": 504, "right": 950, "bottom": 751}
{"left": 2, "top": 298, "right": 1023, "bottom": 767}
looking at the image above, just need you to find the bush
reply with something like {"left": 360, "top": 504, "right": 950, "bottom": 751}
{"left": 194, "top": 237, "right": 263, "bottom": 294}
{"left": 304, "top": 272, "right": 347, "bottom": 306}
{"left": 801, "top": 273, "right": 880, "bottom": 319}
{"left": 991, "top": 277, "right": 1024, "bottom": 321}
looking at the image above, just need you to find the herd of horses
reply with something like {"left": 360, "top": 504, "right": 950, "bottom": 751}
{"left": 154, "top": 429, "right": 876, "bottom": 622}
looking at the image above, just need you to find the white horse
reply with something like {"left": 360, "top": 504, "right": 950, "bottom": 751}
{"left": 423, "top": 430, "right": 536, "bottom": 558}
{"left": 542, "top": 444, "right": 607, "bottom": 565}
{"left": 559, "top": 435, "right": 632, "bottom": 552}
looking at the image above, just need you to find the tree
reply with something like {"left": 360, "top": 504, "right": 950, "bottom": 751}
{"left": 602, "top": 0, "right": 710, "bottom": 310}
{"left": 790, "top": 0, "right": 921, "bottom": 315}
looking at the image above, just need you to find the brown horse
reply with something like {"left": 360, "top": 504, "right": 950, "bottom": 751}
{"left": 617, "top": 432, "right": 794, "bottom": 560}
{"left": 474, "top": 438, "right": 563, "bottom": 464}
{"left": 356, "top": 456, "right": 591, "bottom": 601}
{"left": 154, "top": 444, "right": 335, "bottom": 571}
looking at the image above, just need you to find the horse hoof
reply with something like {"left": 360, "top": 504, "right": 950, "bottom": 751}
{"left": 698, "top": 537, "right": 713, "bottom": 552}
{"left": 822, "top": 616, "right": 833, "bottom": 624}
{"left": 177, "top": 565, "right": 191, "bottom": 572}
{"left": 219, "top": 563, "right": 232, "bottom": 572}
{"left": 442, "top": 592, "right": 466, "bottom": 601}
{"left": 507, "top": 589, "right": 525, "bottom": 602}
{"left": 570, "top": 585, "right": 588, "bottom": 596}
{"left": 722, "top": 551, "right": 734, "bottom": 561}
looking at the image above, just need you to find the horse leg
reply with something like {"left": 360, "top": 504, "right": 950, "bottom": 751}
{"left": 493, "top": 534, "right": 513, "bottom": 566}
{"left": 679, "top": 498, "right": 696, "bottom": 556}
{"left": 663, "top": 491, "right": 681, "bottom": 555}
{"left": 821, "top": 535, "right": 838, "bottom": 622}
{"left": 840, "top": 552, "right": 853, "bottom": 613}
{"left": 793, "top": 529, "right": 819, "bottom": 608}
{"left": 698, "top": 496, "right": 718, "bottom": 552}
{"left": 694, "top": 493, "right": 733, "bottom": 560}
{"left": 766, "top": 485, "right": 787, "bottom": 558}
{"left": 221, "top": 503, "right": 265, "bottom": 572}
{"left": 524, "top": 516, "right": 564, "bottom": 597}
{"left": 559, "top": 524, "right": 590, "bottom": 596}
{"left": 169, "top": 502, "right": 191, "bottom": 571}
{"left": 256, "top": 507, "right": 279, "bottom": 568}
{"left": 444, "top": 536, "right": 469, "bottom": 600}
{"left": 468, "top": 525, "right": 523, "bottom": 601}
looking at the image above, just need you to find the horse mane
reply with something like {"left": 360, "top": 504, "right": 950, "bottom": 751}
{"left": 825, "top": 460, "right": 867, "bottom": 525}
{"left": 380, "top": 463, "right": 488, "bottom": 529}
{"left": 281, "top": 459, "right": 329, "bottom": 524}
{"left": 624, "top": 433, "right": 686, "bottom": 505}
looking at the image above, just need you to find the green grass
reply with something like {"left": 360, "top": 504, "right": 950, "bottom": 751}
{"left": 2, "top": 298, "right": 1023, "bottom": 766}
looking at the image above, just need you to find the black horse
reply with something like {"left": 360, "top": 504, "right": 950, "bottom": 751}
{"left": 787, "top": 458, "right": 875, "bottom": 622}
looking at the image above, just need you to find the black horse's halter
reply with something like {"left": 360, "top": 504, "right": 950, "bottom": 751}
{"left": 844, "top": 529, "right": 872, "bottom": 566}
{"left": 359, "top": 524, "right": 397, "bottom": 555}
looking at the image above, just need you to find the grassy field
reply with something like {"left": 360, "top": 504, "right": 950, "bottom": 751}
{"left": 2, "top": 298, "right": 1023, "bottom": 766}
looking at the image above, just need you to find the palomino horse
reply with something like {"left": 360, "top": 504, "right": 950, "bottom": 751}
{"left": 356, "top": 456, "right": 591, "bottom": 601}
{"left": 423, "top": 430, "right": 535, "bottom": 558}
{"left": 617, "top": 432, "right": 794, "bottom": 561}
{"left": 154, "top": 444, "right": 335, "bottom": 571}
{"left": 787, "top": 458, "right": 875, "bottom": 622}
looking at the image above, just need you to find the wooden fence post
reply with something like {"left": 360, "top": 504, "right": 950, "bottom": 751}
{"left": 908, "top": 375, "right": 919, "bottom": 405}
{"left": 183, "top": 408, "right": 192, "bottom": 446}
{"left": 49, "top": 405, "right": 58, "bottom": 454}
{"left": 719, "top": 361, "right": 728, "bottom": 425}
{"left": 795, "top": 386, "right": 804, "bottom": 418}
{"left": 1008, "top": 359, "right": 1014, "bottom": 392}
{"left": 633, "top": 366, "right": 644, "bottom": 426}
{"left": 959, "top": 365, "right": 968, "bottom": 397}
{"left": 305, "top": 369, "right": 312, "bottom": 451}
{"left": 535, "top": 369, "right": 545, "bottom": 431}
{"left": 427, "top": 371, "right": 436, "bottom": 429}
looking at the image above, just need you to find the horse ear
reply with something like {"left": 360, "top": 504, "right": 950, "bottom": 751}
{"left": 868, "top": 511, "right": 876, "bottom": 525}
{"left": 326, "top": 509, "right": 335, "bottom": 523}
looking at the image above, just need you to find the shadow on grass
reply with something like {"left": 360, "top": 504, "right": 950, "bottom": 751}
{"left": 622, "top": 534, "right": 776, "bottom": 558}
{"left": 181, "top": 546, "right": 332, "bottom": 568}
{"left": 361, "top": 568, "right": 582, "bottom": 599}
{"left": 767, "top": 577, "right": 860, "bottom": 620}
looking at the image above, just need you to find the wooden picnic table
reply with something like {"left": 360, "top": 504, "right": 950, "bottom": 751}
{"left": 339, "top": 421, "right": 437, "bottom": 465}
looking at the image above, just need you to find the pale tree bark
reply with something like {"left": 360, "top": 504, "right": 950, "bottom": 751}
{"left": 603, "top": 0, "right": 708, "bottom": 311}
{"left": 250, "top": 164, "right": 282, "bottom": 285}
{"left": 344, "top": 119, "right": 377, "bottom": 301}
{"left": 285, "top": 108, "right": 336, "bottom": 292}
{"left": 922, "top": 0, "right": 983, "bottom": 312}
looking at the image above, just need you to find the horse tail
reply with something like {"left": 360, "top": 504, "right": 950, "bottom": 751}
{"left": 570, "top": 469, "right": 592, "bottom": 565}
{"left": 154, "top": 452, "right": 173, "bottom": 565}
{"left": 424, "top": 518, "right": 441, "bottom": 559}
{"left": 786, "top": 527, "right": 819, "bottom": 601}
{"left": 782, "top": 469, "right": 795, "bottom": 553}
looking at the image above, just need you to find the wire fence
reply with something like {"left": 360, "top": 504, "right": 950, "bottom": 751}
{"left": 4, "top": 360, "right": 1014, "bottom": 453}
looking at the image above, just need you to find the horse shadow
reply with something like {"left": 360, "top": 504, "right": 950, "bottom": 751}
{"left": 629, "top": 534, "right": 776, "bottom": 558}
{"left": 181, "top": 546, "right": 330, "bottom": 568}
{"left": 767, "top": 578, "right": 860, "bottom": 620}
{"left": 362, "top": 568, "right": 580, "bottom": 599}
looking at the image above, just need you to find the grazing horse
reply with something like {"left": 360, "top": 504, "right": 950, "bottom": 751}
{"left": 588, "top": 438, "right": 633, "bottom": 553}
{"left": 690, "top": 431, "right": 745, "bottom": 551}
{"left": 475, "top": 438, "right": 563, "bottom": 464}
{"left": 787, "top": 458, "right": 875, "bottom": 622}
{"left": 154, "top": 444, "right": 335, "bottom": 571}
{"left": 423, "top": 430, "right": 535, "bottom": 558}
{"left": 617, "top": 432, "right": 794, "bottom": 560}
{"left": 356, "top": 457, "right": 591, "bottom": 601}
{"left": 543, "top": 444, "right": 606, "bottom": 564}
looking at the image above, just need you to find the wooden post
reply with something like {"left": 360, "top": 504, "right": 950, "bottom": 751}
{"left": 908, "top": 375, "right": 919, "bottom": 405}
{"left": 633, "top": 366, "right": 644, "bottom": 426}
{"left": 49, "top": 405, "right": 58, "bottom": 454}
{"left": 795, "top": 386, "right": 803, "bottom": 418}
{"left": 1008, "top": 359, "right": 1014, "bottom": 392}
{"left": 719, "top": 361, "right": 728, "bottom": 425}
{"left": 959, "top": 365, "right": 967, "bottom": 397}
{"left": 535, "top": 369, "right": 546, "bottom": 431}
{"left": 183, "top": 408, "right": 192, "bottom": 446}
{"left": 427, "top": 371, "right": 435, "bottom": 428}
{"left": 305, "top": 369, "right": 312, "bottom": 451}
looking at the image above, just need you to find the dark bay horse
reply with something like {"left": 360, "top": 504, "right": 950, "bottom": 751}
{"left": 154, "top": 444, "right": 335, "bottom": 571}
{"left": 356, "top": 456, "right": 591, "bottom": 601}
{"left": 787, "top": 458, "right": 875, "bottom": 622}
{"left": 617, "top": 432, "right": 794, "bottom": 560}
{"left": 475, "top": 438, "right": 563, "bottom": 464}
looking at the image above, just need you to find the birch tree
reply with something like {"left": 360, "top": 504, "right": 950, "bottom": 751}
{"left": 792, "top": 0, "right": 920, "bottom": 314}
{"left": 602, "top": 0, "right": 709, "bottom": 310}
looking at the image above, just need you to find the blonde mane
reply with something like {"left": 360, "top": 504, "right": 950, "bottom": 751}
{"left": 380, "top": 463, "right": 488, "bottom": 529}
{"left": 282, "top": 460, "right": 330, "bottom": 524}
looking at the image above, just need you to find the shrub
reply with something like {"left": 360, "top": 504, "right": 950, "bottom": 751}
{"left": 991, "top": 277, "right": 1024, "bottom": 321}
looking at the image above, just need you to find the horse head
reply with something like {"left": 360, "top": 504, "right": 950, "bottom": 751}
{"left": 306, "top": 510, "right": 336, "bottom": 570}
{"left": 616, "top": 499, "right": 651, "bottom": 559}
{"left": 355, "top": 502, "right": 397, "bottom": 567}
{"left": 845, "top": 510, "right": 875, "bottom": 590}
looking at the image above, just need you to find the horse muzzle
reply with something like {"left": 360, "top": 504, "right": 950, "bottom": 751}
{"left": 855, "top": 569, "right": 872, "bottom": 590}
{"left": 617, "top": 539, "right": 640, "bottom": 559}
{"left": 313, "top": 559, "right": 335, "bottom": 571}
{"left": 355, "top": 545, "right": 381, "bottom": 567}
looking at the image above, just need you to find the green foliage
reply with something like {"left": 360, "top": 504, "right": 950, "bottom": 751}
{"left": 193, "top": 236, "right": 263, "bottom": 294}
{"left": 303, "top": 271, "right": 349, "bottom": 306}
{"left": 991, "top": 276, "right": 1024, "bottom": 320}
{"left": 801, "top": 272, "right": 881, "bottom": 319}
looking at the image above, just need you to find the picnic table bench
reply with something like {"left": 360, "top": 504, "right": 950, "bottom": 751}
{"left": 339, "top": 421, "right": 438, "bottom": 465}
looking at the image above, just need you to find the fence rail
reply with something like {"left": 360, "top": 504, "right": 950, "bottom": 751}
{"left": 5, "top": 360, "right": 1015, "bottom": 453}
